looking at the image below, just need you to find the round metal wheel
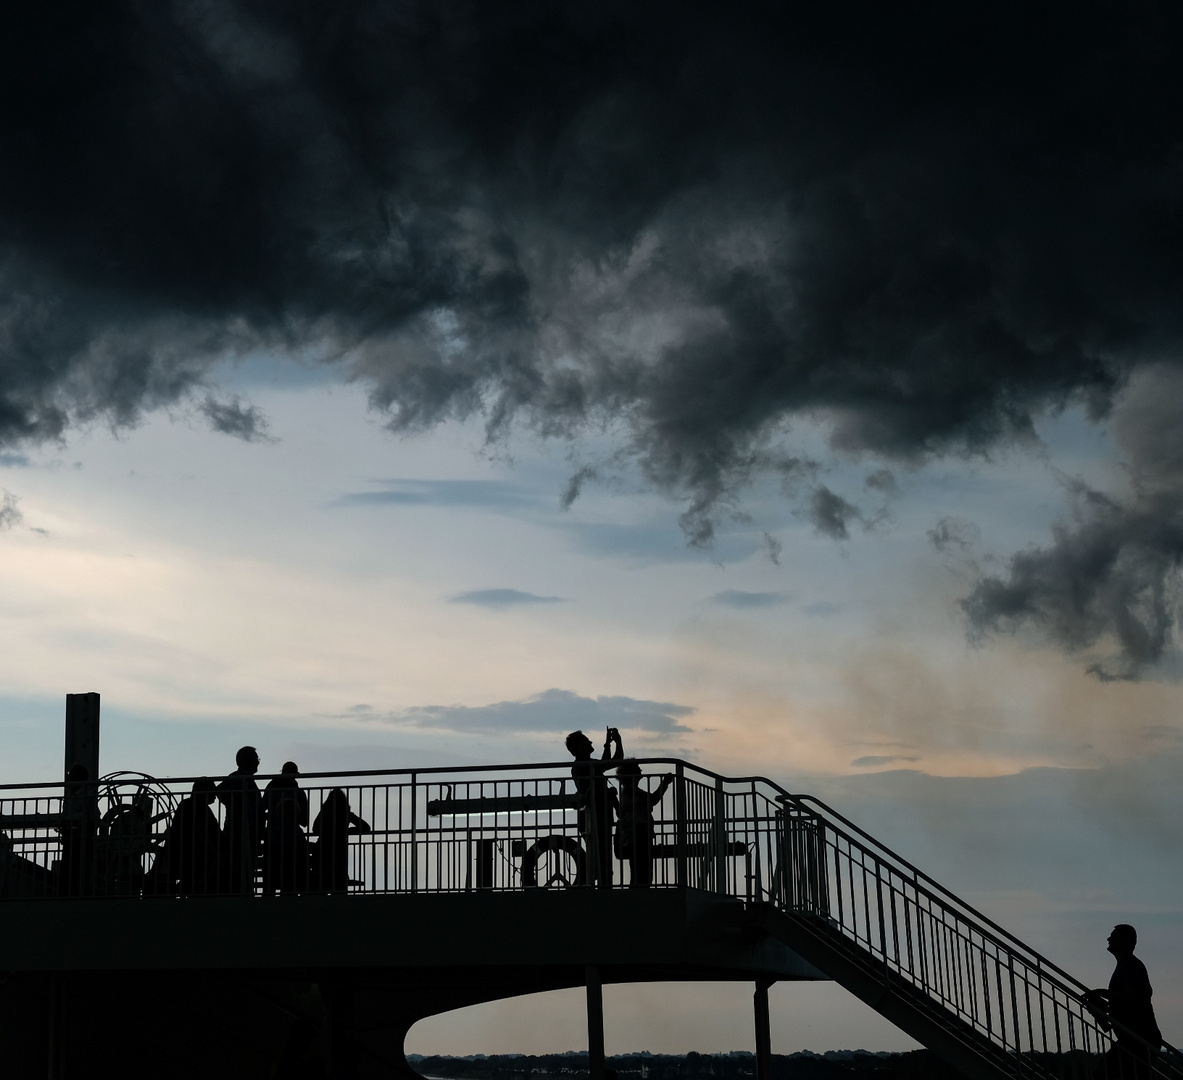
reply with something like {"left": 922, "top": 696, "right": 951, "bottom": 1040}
{"left": 95, "top": 771, "right": 179, "bottom": 894}
{"left": 98, "top": 771, "right": 180, "bottom": 830}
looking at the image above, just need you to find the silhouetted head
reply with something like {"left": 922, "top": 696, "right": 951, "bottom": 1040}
{"left": 66, "top": 764, "right": 89, "bottom": 783}
{"left": 615, "top": 760, "right": 642, "bottom": 783}
{"left": 324, "top": 788, "right": 350, "bottom": 814}
{"left": 235, "top": 746, "right": 260, "bottom": 773}
{"left": 281, "top": 761, "right": 299, "bottom": 775}
{"left": 192, "top": 777, "right": 216, "bottom": 804}
{"left": 1108, "top": 924, "right": 1137, "bottom": 957}
{"left": 565, "top": 730, "right": 594, "bottom": 759}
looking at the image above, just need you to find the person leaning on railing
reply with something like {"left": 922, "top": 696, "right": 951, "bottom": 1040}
{"left": 310, "top": 788, "right": 370, "bottom": 894}
{"left": 1082, "top": 924, "right": 1162, "bottom": 1080}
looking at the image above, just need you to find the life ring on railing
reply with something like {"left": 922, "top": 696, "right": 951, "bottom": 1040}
{"left": 519, "top": 835, "right": 586, "bottom": 888}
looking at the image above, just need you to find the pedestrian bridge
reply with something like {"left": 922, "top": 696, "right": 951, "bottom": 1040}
{"left": 0, "top": 757, "right": 1176, "bottom": 1080}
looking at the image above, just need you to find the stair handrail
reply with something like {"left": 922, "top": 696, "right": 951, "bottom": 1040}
{"left": 696, "top": 765, "right": 1085, "bottom": 996}
{"left": 737, "top": 778, "right": 1180, "bottom": 1061}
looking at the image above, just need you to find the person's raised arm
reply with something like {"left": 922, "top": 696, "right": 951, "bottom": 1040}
{"left": 601, "top": 727, "right": 624, "bottom": 762}
{"left": 348, "top": 811, "right": 372, "bottom": 835}
{"left": 649, "top": 774, "right": 674, "bottom": 807}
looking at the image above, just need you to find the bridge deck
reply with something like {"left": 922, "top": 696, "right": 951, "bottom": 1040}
{"left": 0, "top": 887, "right": 821, "bottom": 983}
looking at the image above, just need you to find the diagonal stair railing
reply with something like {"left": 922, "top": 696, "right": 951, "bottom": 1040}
{"left": 724, "top": 774, "right": 1182, "bottom": 1080}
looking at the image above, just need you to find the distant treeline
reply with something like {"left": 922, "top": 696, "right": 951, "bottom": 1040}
{"left": 408, "top": 1050, "right": 963, "bottom": 1080}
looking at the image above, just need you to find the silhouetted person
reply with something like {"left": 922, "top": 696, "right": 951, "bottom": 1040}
{"left": 59, "top": 763, "right": 99, "bottom": 896}
{"left": 217, "top": 745, "right": 262, "bottom": 894}
{"left": 264, "top": 761, "right": 310, "bottom": 895}
{"left": 148, "top": 778, "right": 224, "bottom": 895}
{"left": 1084, "top": 924, "right": 1161, "bottom": 1080}
{"left": 612, "top": 761, "right": 673, "bottom": 887}
{"left": 311, "top": 788, "right": 370, "bottom": 894}
{"left": 0, "top": 831, "right": 13, "bottom": 896}
{"left": 567, "top": 727, "right": 623, "bottom": 887}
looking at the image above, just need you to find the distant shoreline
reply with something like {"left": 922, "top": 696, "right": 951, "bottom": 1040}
{"left": 408, "top": 1049, "right": 963, "bottom": 1080}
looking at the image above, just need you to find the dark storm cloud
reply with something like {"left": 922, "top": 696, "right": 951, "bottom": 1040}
{"left": 865, "top": 470, "right": 900, "bottom": 499}
{"left": 929, "top": 517, "right": 980, "bottom": 553}
{"left": 962, "top": 488, "right": 1183, "bottom": 681}
{"left": 199, "top": 394, "right": 271, "bottom": 441}
{"left": 964, "top": 368, "right": 1183, "bottom": 680}
{"left": 3, "top": 2, "right": 1183, "bottom": 670}
{"left": 809, "top": 486, "right": 861, "bottom": 540}
{"left": 448, "top": 588, "right": 564, "bottom": 609}
{"left": 394, "top": 688, "right": 694, "bottom": 736}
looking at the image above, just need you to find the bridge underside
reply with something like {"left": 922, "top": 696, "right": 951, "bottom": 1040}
{"left": 0, "top": 888, "right": 825, "bottom": 1079}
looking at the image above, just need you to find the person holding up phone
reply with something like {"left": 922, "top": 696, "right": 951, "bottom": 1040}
{"left": 565, "top": 726, "right": 623, "bottom": 887}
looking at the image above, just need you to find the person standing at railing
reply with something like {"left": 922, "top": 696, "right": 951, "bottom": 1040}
{"left": 147, "top": 778, "right": 223, "bottom": 895}
{"left": 311, "top": 788, "right": 371, "bottom": 894}
{"left": 217, "top": 746, "right": 263, "bottom": 895}
{"left": 612, "top": 761, "right": 672, "bottom": 888}
{"left": 566, "top": 727, "right": 623, "bottom": 887}
{"left": 1084, "top": 924, "right": 1161, "bottom": 1080}
{"left": 262, "top": 761, "right": 310, "bottom": 895}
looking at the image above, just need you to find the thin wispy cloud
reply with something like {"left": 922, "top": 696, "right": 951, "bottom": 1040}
{"left": 0, "top": 491, "right": 21, "bottom": 531}
{"left": 335, "top": 479, "right": 544, "bottom": 513}
{"left": 389, "top": 688, "right": 694, "bottom": 736}
{"left": 708, "top": 590, "right": 791, "bottom": 610}
{"left": 560, "top": 520, "right": 758, "bottom": 565}
{"left": 448, "top": 588, "right": 566, "bottom": 610}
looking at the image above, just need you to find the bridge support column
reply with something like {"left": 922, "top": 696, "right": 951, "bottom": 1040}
{"left": 586, "top": 965, "right": 605, "bottom": 1080}
{"left": 754, "top": 979, "right": 774, "bottom": 1080}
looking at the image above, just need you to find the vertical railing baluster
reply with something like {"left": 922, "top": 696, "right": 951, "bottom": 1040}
{"left": 713, "top": 777, "right": 727, "bottom": 895}
{"left": 410, "top": 774, "right": 418, "bottom": 894}
{"left": 675, "top": 762, "right": 687, "bottom": 888}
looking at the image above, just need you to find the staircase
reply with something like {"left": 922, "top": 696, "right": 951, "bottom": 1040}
{"left": 738, "top": 783, "right": 1182, "bottom": 1080}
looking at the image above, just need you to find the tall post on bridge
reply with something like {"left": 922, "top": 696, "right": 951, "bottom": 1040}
{"left": 754, "top": 979, "right": 774, "bottom": 1080}
{"left": 586, "top": 965, "right": 605, "bottom": 1080}
{"left": 64, "top": 693, "right": 100, "bottom": 782}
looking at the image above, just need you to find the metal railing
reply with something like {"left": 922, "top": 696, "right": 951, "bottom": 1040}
{"left": 0, "top": 760, "right": 750, "bottom": 900}
{"left": 0, "top": 757, "right": 1175, "bottom": 1080}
